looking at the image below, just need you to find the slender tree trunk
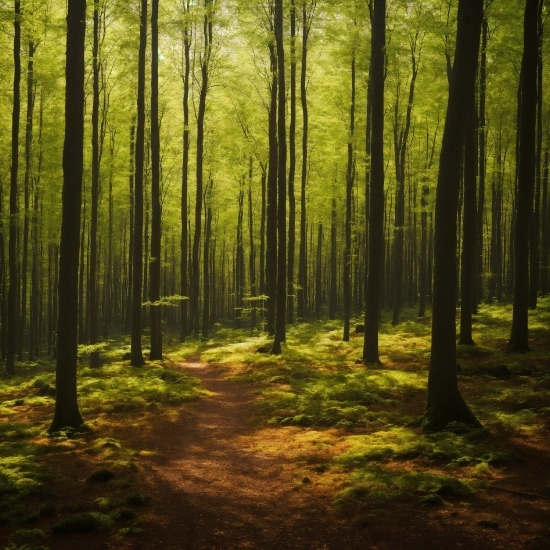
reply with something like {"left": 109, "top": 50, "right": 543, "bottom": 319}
{"left": 315, "top": 223, "right": 322, "bottom": 320}
{"left": 192, "top": 0, "right": 212, "bottom": 336}
{"left": 528, "top": 1, "right": 543, "bottom": 309}
{"left": 343, "top": 53, "right": 355, "bottom": 341}
{"left": 477, "top": 13, "right": 488, "bottom": 306}
{"left": 509, "top": 0, "right": 540, "bottom": 352}
{"left": 424, "top": 0, "right": 483, "bottom": 431}
{"left": 272, "top": 0, "right": 287, "bottom": 354}
{"left": 541, "top": 149, "right": 549, "bottom": 296}
{"left": 149, "top": 0, "right": 162, "bottom": 359}
{"left": 459, "top": 97, "right": 478, "bottom": 345}
{"left": 7, "top": 0, "right": 21, "bottom": 375}
{"left": 330, "top": 198, "right": 337, "bottom": 320}
{"left": 180, "top": 1, "right": 191, "bottom": 342}
{"left": 89, "top": 1, "right": 101, "bottom": 367}
{"left": 235, "top": 187, "right": 244, "bottom": 329}
{"left": 266, "top": 37, "right": 278, "bottom": 336}
{"left": 49, "top": 0, "right": 86, "bottom": 432}
{"left": 297, "top": 3, "right": 313, "bottom": 322}
{"left": 202, "top": 189, "right": 212, "bottom": 338}
{"left": 248, "top": 159, "right": 257, "bottom": 332}
{"left": 363, "top": 0, "right": 385, "bottom": 364}
{"left": 287, "top": 0, "right": 297, "bottom": 325}
{"left": 130, "top": 0, "right": 147, "bottom": 367}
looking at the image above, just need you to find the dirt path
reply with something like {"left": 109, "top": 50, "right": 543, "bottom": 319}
{"left": 104, "top": 356, "right": 549, "bottom": 550}
{"left": 126, "top": 356, "right": 361, "bottom": 550}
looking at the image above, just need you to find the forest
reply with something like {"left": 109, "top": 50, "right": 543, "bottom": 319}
{"left": 0, "top": 0, "right": 549, "bottom": 548}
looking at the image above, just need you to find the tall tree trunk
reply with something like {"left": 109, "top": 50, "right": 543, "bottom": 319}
{"left": 248, "top": 159, "right": 257, "bottom": 332}
{"left": 130, "top": 0, "right": 147, "bottom": 367}
{"left": 424, "top": 0, "right": 483, "bottom": 431}
{"left": 509, "top": 0, "right": 540, "bottom": 352}
{"left": 192, "top": 0, "right": 212, "bottom": 336}
{"left": 459, "top": 97, "right": 478, "bottom": 345}
{"left": 297, "top": 2, "right": 313, "bottom": 322}
{"left": 149, "top": 0, "right": 162, "bottom": 359}
{"left": 126, "top": 119, "right": 135, "bottom": 333}
{"left": 528, "top": 0, "right": 543, "bottom": 309}
{"left": 329, "top": 198, "right": 337, "bottom": 320}
{"left": 541, "top": 149, "right": 549, "bottom": 296}
{"left": 287, "top": 0, "right": 296, "bottom": 324}
{"left": 266, "top": 36, "right": 278, "bottom": 336}
{"left": 272, "top": 0, "right": 287, "bottom": 354}
{"left": 202, "top": 188, "right": 212, "bottom": 338}
{"left": 315, "top": 223, "right": 322, "bottom": 320}
{"left": 235, "top": 186, "right": 244, "bottom": 329}
{"left": 392, "top": 40, "right": 418, "bottom": 326}
{"left": 180, "top": 1, "right": 191, "bottom": 342}
{"left": 49, "top": 0, "right": 86, "bottom": 432}
{"left": 89, "top": 1, "right": 101, "bottom": 367}
{"left": 363, "top": 0, "right": 385, "bottom": 364}
{"left": 7, "top": 0, "right": 21, "bottom": 375}
{"left": 476, "top": 12, "right": 488, "bottom": 306}
{"left": 343, "top": 53, "right": 355, "bottom": 341}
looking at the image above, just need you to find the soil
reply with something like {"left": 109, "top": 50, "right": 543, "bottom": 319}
{"left": 3, "top": 354, "right": 549, "bottom": 549}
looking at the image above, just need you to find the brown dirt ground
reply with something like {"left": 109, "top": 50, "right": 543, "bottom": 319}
{"left": 2, "top": 354, "right": 549, "bottom": 550}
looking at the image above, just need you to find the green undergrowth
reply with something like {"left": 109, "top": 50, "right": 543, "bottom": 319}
{"left": 199, "top": 299, "right": 549, "bottom": 508}
{"left": 0, "top": 338, "right": 209, "bottom": 534}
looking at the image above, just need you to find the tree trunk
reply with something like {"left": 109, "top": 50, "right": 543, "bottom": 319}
{"left": 49, "top": 0, "right": 86, "bottom": 432}
{"left": 266, "top": 36, "right": 278, "bottom": 336}
{"left": 149, "top": 0, "right": 162, "bottom": 360}
{"left": 459, "top": 97, "right": 478, "bottom": 345}
{"left": 287, "top": 0, "right": 296, "bottom": 325}
{"left": 509, "top": 0, "right": 540, "bottom": 352}
{"left": 180, "top": 1, "right": 191, "bottom": 342}
{"left": 363, "top": 0, "right": 385, "bottom": 364}
{"left": 272, "top": 0, "right": 287, "bottom": 355}
{"left": 424, "top": 0, "right": 483, "bottom": 432}
{"left": 7, "top": 0, "right": 21, "bottom": 375}
{"left": 192, "top": 0, "right": 212, "bottom": 336}
{"left": 343, "top": 53, "right": 355, "bottom": 341}
{"left": 89, "top": 1, "right": 101, "bottom": 367}
{"left": 315, "top": 223, "right": 322, "bottom": 320}
{"left": 130, "top": 0, "right": 147, "bottom": 367}
{"left": 330, "top": 198, "right": 337, "bottom": 320}
{"left": 248, "top": 159, "right": 257, "bottom": 332}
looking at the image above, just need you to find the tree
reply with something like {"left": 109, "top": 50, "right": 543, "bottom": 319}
{"left": 508, "top": 0, "right": 540, "bottom": 352}
{"left": 271, "top": 0, "right": 287, "bottom": 354}
{"left": 363, "top": 0, "right": 385, "bottom": 364}
{"left": 49, "top": 0, "right": 87, "bottom": 432}
{"left": 6, "top": 0, "right": 21, "bottom": 376}
{"left": 424, "top": 0, "right": 483, "bottom": 431}
{"left": 130, "top": 0, "right": 147, "bottom": 368}
{"left": 149, "top": 0, "right": 163, "bottom": 360}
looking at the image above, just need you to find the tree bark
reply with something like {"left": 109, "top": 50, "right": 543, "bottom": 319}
{"left": 49, "top": 0, "right": 86, "bottom": 432}
{"left": 363, "top": 0, "right": 385, "bottom": 364}
{"left": 149, "top": 0, "right": 163, "bottom": 359}
{"left": 130, "top": 0, "right": 147, "bottom": 367}
{"left": 509, "top": 0, "right": 540, "bottom": 352}
{"left": 424, "top": 0, "right": 483, "bottom": 431}
{"left": 272, "top": 0, "right": 287, "bottom": 354}
{"left": 7, "top": 0, "right": 21, "bottom": 375}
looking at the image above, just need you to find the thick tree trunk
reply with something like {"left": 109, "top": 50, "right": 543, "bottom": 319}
{"left": 130, "top": 0, "right": 147, "bottom": 367}
{"left": 424, "top": 0, "right": 483, "bottom": 432}
{"left": 149, "top": 0, "right": 162, "bottom": 359}
{"left": 509, "top": 0, "right": 540, "bottom": 352}
{"left": 49, "top": 0, "right": 86, "bottom": 432}
{"left": 363, "top": 0, "right": 385, "bottom": 364}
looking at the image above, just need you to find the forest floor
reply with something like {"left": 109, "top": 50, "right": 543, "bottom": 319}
{"left": 0, "top": 301, "right": 549, "bottom": 549}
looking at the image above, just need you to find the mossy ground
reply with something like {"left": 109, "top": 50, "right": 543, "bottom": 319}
{"left": 0, "top": 299, "right": 548, "bottom": 548}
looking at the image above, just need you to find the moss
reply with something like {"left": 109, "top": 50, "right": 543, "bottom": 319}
{"left": 50, "top": 512, "right": 114, "bottom": 534}
{"left": 12, "top": 528, "right": 46, "bottom": 542}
